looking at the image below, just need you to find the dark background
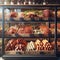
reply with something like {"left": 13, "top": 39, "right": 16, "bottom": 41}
{"left": 12, "top": 0, "right": 60, "bottom": 4}
{"left": 35, "top": 0, "right": 60, "bottom": 4}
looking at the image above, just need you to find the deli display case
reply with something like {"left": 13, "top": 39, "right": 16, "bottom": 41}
{"left": 0, "top": 1, "right": 60, "bottom": 60}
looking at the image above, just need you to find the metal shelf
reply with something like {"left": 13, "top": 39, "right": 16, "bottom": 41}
{"left": 0, "top": 4, "right": 60, "bottom": 9}
{"left": 3, "top": 54, "right": 56, "bottom": 58}
{"left": 4, "top": 34, "right": 55, "bottom": 38}
{"left": 4, "top": 20, "right": 55, "bottom": 23}
{"left": 2, "top": 34, "right": 60, "bottom": 38}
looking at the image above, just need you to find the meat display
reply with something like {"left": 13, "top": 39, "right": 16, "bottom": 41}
{"left": 17, "top": 25, "right": 33, "bottom": 35}
{"left": 6, "top": 24, "right": 33, "bottom": 36}
{"left": 24, "top": 25, "right": 33, "bottom": 34}
{"left": 10, "top": 12, "right": 18, "bottom": 18}
{"left": 6, "top": 23, "right": 56, "bottom": 36}
{"left": 39, "top": 25, "right": 50, "bottom": 35}
{"left": 43, "top": 9, "right": 51, "bottom": 20}
{"left": 26, "top": 41, "right": 35, "bottom": 51}
{"left": 51, "top": 40, "right": 60, "bottom": 51}
{"left": 5, "top": 38, "right": 53, "bottom": 55}
{"left": 6, "top": 25, "right": 18, "bottom": 35}
{"left": 19, "top": 12, "right": 25, "bottom": 19}
{"left": 50, "top": 23, "right": 60, "bottom": 34}
{"left": 57, "top": 41, "right": 60, "bottom": 51}
{"left": 35, "top": 39, "right": 53, "bottom": 51}
{"left": 53, "top": 10, "right": 60, "bottom": 18}
{"left": 5, "top": 38, "right": 27, "bottom": 51}
{"left": 5, "top": 9, "right": 55, "bottom": 21}
{"left": 17, "top": 26, "right": 25, "bottom": 34}
{"left": 19, "top": 10, "right": 43, "bottom": 21}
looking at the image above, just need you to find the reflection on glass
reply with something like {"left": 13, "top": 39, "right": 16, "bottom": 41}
{"left": 0, "top": 0, "right": 3, "bottom": 4}
{"left": 0, "top": 8, "right": 2, "bottom": 20}
{"left": 4, "top": 9, "right": 10, "bottom": 20}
